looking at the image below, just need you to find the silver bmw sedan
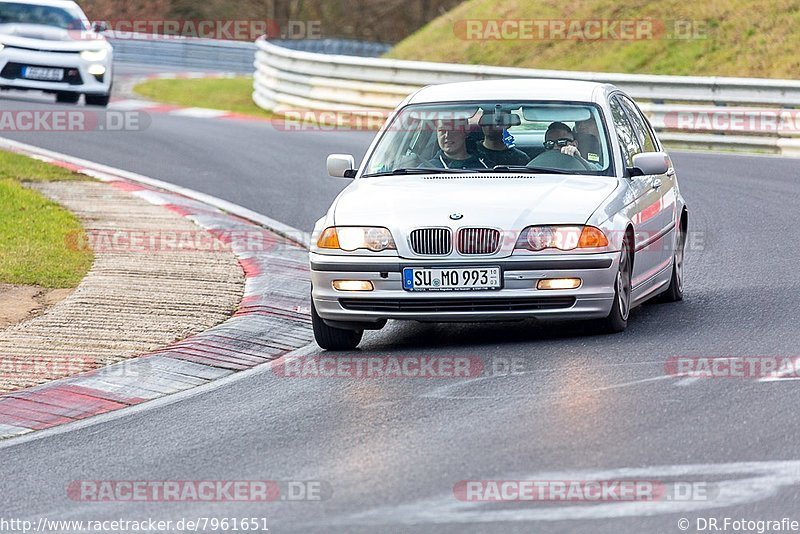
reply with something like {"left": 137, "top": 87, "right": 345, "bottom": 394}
{"left": 310, "top": 79, "right": 687, "bottom": 350}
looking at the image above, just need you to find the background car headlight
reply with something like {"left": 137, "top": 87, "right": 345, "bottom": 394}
{"left": 80, "top": 49, "right": 108, "bottom": 62}
{"left": 317, "top": 227, "right": 396, "bottom": 252}
{"left": 516, "top": 225, "right": 608, "bottom": 251}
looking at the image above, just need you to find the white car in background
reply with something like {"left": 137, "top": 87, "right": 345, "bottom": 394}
{"left": 0, "top": 0, "right": 112, "bottom": 106}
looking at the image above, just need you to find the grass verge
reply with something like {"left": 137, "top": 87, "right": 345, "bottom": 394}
{"left": 0, "top": 150, "right": 92, "bottom": 288}
{"left": 134, "top": 77, "right": 274, "bottom": 118}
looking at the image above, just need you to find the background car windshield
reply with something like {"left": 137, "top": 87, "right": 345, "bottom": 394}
{"left": 363, "top": 102, "right": 612, "bottom": 176}
{"left": 0, "top": 2, "right": 86, "bottom": 30}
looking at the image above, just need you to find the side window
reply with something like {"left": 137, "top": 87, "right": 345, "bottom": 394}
{"left": 618, "top": 96, "right": 657, "bottom": 152}
{"left": 609, "top": 96, "right": 641, "bottom": 167}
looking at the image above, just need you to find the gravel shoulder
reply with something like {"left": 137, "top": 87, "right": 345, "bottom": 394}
{"left": 0, "top": 180, "right": 245, "bottom": 393}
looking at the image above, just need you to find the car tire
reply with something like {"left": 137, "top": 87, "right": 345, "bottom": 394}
{"left": 85, "top": 94, "right": 110, "bottom": 107}
{"left": 657, "top": 223, "right": 686, "bottom": 303}
{"left": 597, "top": 236, "right": 632, "bottom": 334}
{"left": 55, "top": 92, "right": 80, "bottom": 104}
{"left": 311, "top": 300, "right": 363, "bottom": 351}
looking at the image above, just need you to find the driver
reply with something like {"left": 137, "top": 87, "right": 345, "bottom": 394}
{"left": 421, "top": 118, "right": 489, "bottom": 170}
{"left": 528, "top": 122, "right": 598, "bottom": 171}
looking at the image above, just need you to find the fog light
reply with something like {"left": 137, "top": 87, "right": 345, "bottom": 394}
{"left": 332, "top": 280, "right": 374, "bottom": 291}
{"left": 537, "top": 278, "right": 582, "bottom": 290}
{"left": 87, "top": 64, "right": 106, "bottom": 76}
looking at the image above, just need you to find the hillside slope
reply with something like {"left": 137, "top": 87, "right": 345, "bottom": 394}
{"left": 79, "top": 0, "right": 461, "bottom": 43}
{"left": 387, "top": 0, "right": 800, "bottom": 78}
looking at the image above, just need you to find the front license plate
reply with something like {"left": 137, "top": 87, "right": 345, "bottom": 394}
{"left": 403, "top": 267, "right": 502, "bottom": 292}
{"left": 22, "top": 67, "right": 64, "bottom": 81}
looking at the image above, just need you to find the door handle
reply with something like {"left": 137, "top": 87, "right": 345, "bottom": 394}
{"left": 651, "top": 178, "right": 662, "bottom": 190}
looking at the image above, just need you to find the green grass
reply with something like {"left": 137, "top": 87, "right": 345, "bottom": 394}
{"left": 386, "top": 0, "right": 800, "bottom": 78}
{"left": 134, "top": 77, "right": 274, "bottom": 118}
{"left": 0, "top": 150, "right": 86, "bottom": 182}
{"left": 0, "top": 150, "right": 92, "bottom": 288}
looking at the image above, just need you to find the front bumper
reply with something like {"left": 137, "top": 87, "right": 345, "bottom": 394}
{"left": 310, "top": 252, "right": 619, "bottom": 324}
{"left": 0, "top": 46, "right": 112, "bottom": 95}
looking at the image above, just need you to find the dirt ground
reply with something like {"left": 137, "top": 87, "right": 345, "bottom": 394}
{"left": 0, "top": 284, "right": 72, "bottom": 329}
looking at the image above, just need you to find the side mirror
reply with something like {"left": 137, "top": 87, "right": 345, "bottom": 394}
{"left": 92, "top": 21, "right": 108, "bottom": 32}
{"left": 327, "top": 154, "right": 357, "bottom": 178}
{"left": 630, "top": 151, "right": 670, "bottom": 177}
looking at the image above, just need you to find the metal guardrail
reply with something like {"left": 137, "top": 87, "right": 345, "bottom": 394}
{"left": 110, "top": 35, "right": 257, "bottom": 73}
{"left": 253, "top": 38, "right": 800, "bottom": 156}
{"left": 110, "top": 36, "right": 389, "bottom": 73}
{"left": 269, "top": 39, "right": 391, "bottom": 58}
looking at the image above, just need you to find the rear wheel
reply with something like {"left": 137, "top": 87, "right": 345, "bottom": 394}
{"left": 311, "top": 300, "right": 363, "bottom": 351}
{"left": 597, "top": 236, "right": 632, "bottom": 334}
{"left": 55, "top": 92, "right": 79, "bottom": 104}
{"left": 658, "top": 223, "right": 686, "bottom": 302}
{"left": 85, "top": 94, "right": 110, "bottom": 107}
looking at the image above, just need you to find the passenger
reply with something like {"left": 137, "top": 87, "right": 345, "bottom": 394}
{"left": 528, "top": 122, "right": 597, "bottom": 171}
{"left": 574, "top": 118, "right": 602, "bottom": 164}
{"left": 421, "top": 118, "right": 489, "bottom": 170}
{"left": 474, "top": 111, "right": 529, "bottom": 167}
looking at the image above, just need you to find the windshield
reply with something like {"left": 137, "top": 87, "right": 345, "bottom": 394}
{"left": 0, "top": 2, "right": 86, "bottom": 30}
{"left": 362, "top": 102, "right": 613, "bottom": 177}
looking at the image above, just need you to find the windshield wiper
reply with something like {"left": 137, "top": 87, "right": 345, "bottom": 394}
{"left": 362, "top": 167, "right": 480, "bottom": 177}
{"left": 478, "top": 165, "right": 571, "bottom": 175}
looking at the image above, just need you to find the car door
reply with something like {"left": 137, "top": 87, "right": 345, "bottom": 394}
{"left": 616, "top": 94, "right": 677, "bottom": 280}
{"left": 608, "top": 95, "right": 663, "bottom": 286}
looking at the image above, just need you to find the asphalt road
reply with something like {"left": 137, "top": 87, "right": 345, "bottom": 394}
{"left": 2, "top": 65, "right": 800, "bottom": 533}
{"left": 1, "top": 63, "right": 370, "bottom": 232}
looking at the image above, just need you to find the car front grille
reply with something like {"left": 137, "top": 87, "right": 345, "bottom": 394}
{"left": 409, "top": 228, "right": 452, "bottom": 255}
{"left": 339, "top": 297, "right": 576, "bottom": 313}
{"left": 457, "top": 228, "right": 501, "bottom": 255}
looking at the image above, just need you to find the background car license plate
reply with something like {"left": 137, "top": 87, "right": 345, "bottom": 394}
{"left": 403, "top": 267, "right": 501, "bottom": 291}
{"left": 22, "top": 67, "right": 64, "bottom": 81}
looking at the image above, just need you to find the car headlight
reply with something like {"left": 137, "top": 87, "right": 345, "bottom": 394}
{"left": 516, "top": 225, "right": 608, "bottom": 251}
{"left": 80, "top": 48, "right": 108, "bottom": 62}
{"left": 317, "top": 227, "right": 396, "bottom": 252}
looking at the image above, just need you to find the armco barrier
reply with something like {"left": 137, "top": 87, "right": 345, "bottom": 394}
{"left": 253, "top": 37, "right": 800, "bottom": 156}
{"left": 109, "top": 36, "right": 389, "bottom": 73}
{"left": 110, "top": 35, "right": 257, "bottom": 73}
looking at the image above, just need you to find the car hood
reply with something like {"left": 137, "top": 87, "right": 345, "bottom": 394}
{"left": 0, "top": 24, "right": 106, "bottom": 50}
{"left": 333, "top": 174, "right": 619, "bottom": 229}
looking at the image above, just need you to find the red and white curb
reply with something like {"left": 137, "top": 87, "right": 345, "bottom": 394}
{"left": 0, "top": 137, "right": 314, "bottom": 439}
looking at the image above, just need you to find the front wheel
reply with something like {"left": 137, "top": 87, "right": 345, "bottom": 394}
{"left": 85, "top": 94, "right": 110, "bottom": 107}
{"left": 658, "top": 224, "right": 686, "bottom": 303}
{"left": 597, "top": 236, "right": 632, "bottom": 334}
{"left": 312, "top": 301, "right": 363, "bottom": 350}
{"left": 55, "top": 92, "right": 79, "bottom": 104}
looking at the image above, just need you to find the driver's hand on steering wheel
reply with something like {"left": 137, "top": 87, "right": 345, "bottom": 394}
{"left": 561, "top": 145, "right": 581, "bottom": 158}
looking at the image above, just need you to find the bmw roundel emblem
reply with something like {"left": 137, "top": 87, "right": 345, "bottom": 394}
{"left": 450, "top": 213, "right": 464, "bottom": 220}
